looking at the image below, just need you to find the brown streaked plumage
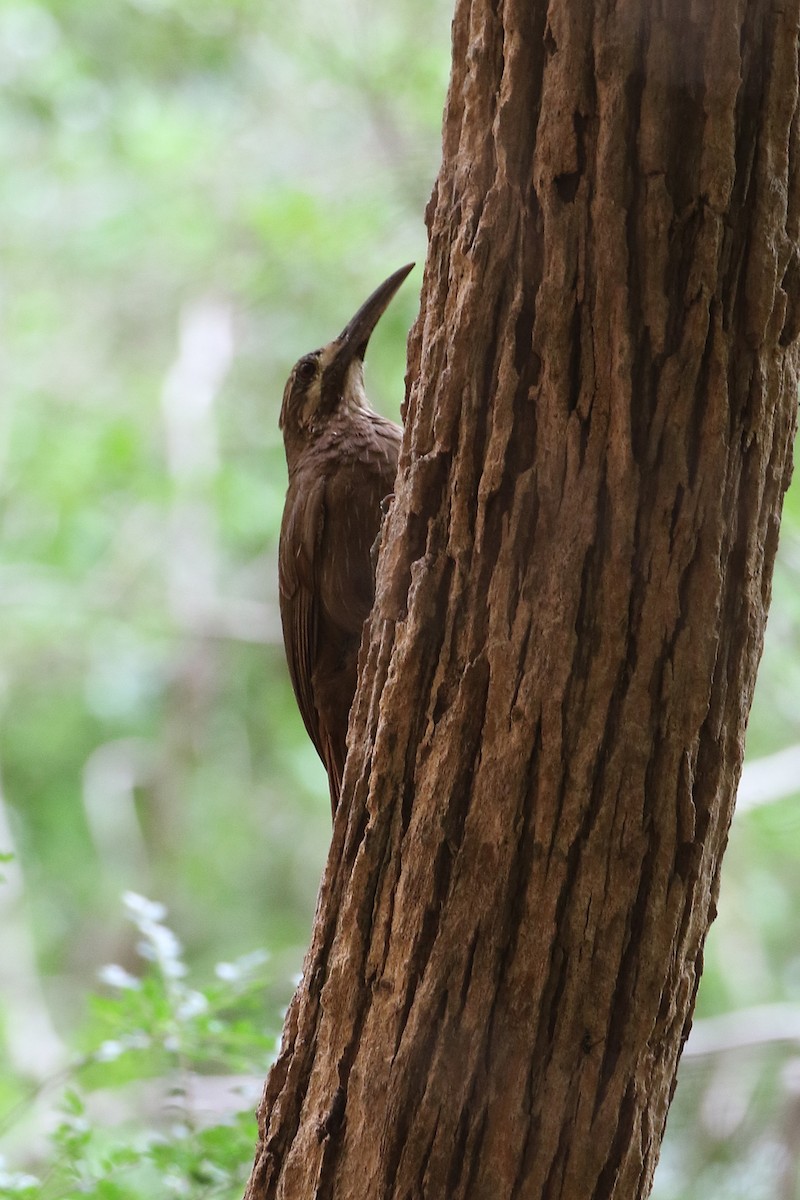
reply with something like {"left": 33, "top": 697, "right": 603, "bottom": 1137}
{"left": 278, "top": 264, "right": 414, "bottom": 816}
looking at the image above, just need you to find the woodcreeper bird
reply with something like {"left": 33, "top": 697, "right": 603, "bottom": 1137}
{"left": 278, "top": 264, "right": 414, "bottom": 815}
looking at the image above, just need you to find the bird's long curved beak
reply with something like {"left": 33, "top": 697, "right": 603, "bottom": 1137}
{"left": 334, "top": 262, "right": 415, "bottom": 367}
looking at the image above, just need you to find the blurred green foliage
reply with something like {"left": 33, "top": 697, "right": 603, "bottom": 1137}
{"left": 1, "top": 893, "right": 275, "bottom": 1198}
{"left": 0, "top": 0, "right": 445, "bottom": 990}
{"left": 1, "top": 0, "right": 799, "bottom": 1195}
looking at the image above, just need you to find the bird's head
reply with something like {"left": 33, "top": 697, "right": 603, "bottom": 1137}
{"left": 279, "top": 263, "right": 414, "bottom": 446}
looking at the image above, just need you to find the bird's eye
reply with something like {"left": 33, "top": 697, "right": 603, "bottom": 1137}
{"left": 296, "top": 357, "right": 317, "bottom": 385}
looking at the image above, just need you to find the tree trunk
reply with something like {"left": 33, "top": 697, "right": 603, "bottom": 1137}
{"left": 246, "top": 1, "right": 800, "bottom": 1197}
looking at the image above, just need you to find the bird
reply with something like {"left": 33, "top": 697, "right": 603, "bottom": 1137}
{"left": 278, "top": 263, "right": 414, "bottom": 816}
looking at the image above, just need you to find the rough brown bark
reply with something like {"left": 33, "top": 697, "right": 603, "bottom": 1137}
{"left": 247, "top": 1, "right": 800, "bottom": 1197}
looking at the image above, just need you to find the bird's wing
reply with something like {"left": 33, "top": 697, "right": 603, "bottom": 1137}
{"left": 278, "top": 417, "right": 401, "bottom": 817}
{"left": 317, "top": 419, "right": 402, "bottom": 636}
{"left": 278, "top": 476, "right": 326, "bottom": 762}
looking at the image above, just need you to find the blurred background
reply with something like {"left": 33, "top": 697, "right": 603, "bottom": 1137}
{"left": 0, "top": 1, "right": 798, "bottom": 1196}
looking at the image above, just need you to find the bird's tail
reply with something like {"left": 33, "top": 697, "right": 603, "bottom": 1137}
{"left": 322, "top": 733, "right": 345, "bottom": 819}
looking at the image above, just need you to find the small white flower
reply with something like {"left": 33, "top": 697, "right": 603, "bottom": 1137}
{"left": 0, "top": 1167, "right": 41, "bottom": 1190}
{"left": 215, "top": 961, "right": 239, "bottom": 982}
{"left": 98, "top": 963, "right": 141, "bottom": 990}
{"left": 95, "top": 1040, "right": 124, "bottom": 1063}
{"left": 176, "top": 990, "right": 208, "bottom": 1020}
{"left": 122, "top": 891, "right": 167, "bottom": 923}
{"left": 147, "top": 923, "right": 185, "bottom": 969}
{"left": 216, "top": 948, "right": 269, "bottom": 982}
{"left": 164, "top": 1169, "right": 191, "bottom": 1195}
{"left": 161, "top": 957, "right": 188, "bottom": 980}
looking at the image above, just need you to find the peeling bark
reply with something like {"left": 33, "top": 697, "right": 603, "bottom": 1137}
{"left": 246, "top": 1, "right": 800, "bottom": 1197}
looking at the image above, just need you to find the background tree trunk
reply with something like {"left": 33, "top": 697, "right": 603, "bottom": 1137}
{"left": 246, "top": 0, "right": 799, "bottom": 1196}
